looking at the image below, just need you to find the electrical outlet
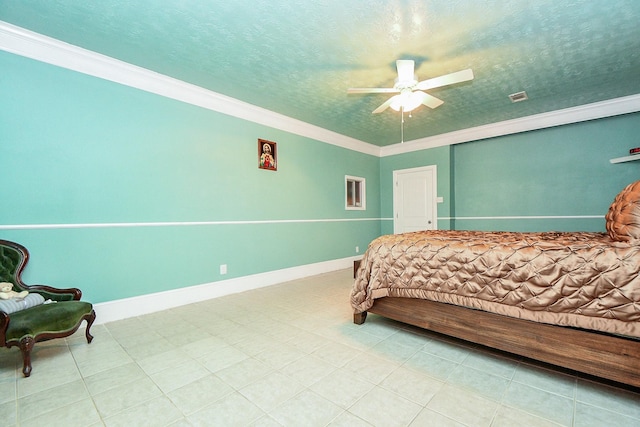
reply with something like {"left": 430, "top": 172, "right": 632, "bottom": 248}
{"left": 220, "top": 264, "right": 227, "bottom": 275}
{"left": 356, "top": 246, "right": 359, "bottom": 253}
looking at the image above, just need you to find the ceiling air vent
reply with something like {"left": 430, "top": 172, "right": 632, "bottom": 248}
{"left": 509, "top": 91, "right": 528, "bottom": 103}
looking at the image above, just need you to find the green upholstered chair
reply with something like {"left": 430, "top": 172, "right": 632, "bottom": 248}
{"left": 0, "top": 239, "right": 95, "bottom": 377}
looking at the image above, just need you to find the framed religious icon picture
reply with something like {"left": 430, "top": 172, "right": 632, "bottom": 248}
{"left": 258, "top": 139, "right": 277, "bottom": 171}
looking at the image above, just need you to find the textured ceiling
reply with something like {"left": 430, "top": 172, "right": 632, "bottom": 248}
{"left": 1, "top": 0, "right": 640, "bottom": 146}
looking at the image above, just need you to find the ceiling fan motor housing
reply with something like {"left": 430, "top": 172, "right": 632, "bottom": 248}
{"left": 394, "top": 77, "right": 418, "bottom": 90}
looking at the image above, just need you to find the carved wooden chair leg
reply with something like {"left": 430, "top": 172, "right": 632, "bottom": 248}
{"left": 85, "top": 310, "right": 96, "bottom": 344}
{"left": 19, "top": 336, "right": 35, "bottom": 377}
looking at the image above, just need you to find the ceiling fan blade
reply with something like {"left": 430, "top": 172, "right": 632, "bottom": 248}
{"left": 415, "top": 69, "right": 474, "bottom": 91}
{"left": 419, "top": 91, "right": 444, "bottom": 109}
{"left": 372, "top": 97, "right": 397, "bottom": 114}
{"left": 396, "top": 60, "right": 415, "bottom": 82}
{"left": 347, "top": 87, "right": 400, "bottom": 94}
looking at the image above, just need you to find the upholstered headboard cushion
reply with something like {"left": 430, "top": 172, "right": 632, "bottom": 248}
{"left": 606, "top": 181, "right": 640, "bottom": 242}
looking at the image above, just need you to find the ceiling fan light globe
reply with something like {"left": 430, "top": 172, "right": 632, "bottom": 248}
{"left": 389, "top": 95, "right": 402, "bottom": 111}
{"left": 390, "top": 91, "right": 425, "bottom": 112}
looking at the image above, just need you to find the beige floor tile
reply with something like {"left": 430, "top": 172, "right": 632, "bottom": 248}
{"left": 573, "top": 401, "right": 640, "bottom": 427}
{"left": 83, "top": 362, "right": 147, "bottom": 396}
{"left": 348, "top": 387, "right": 423, "bottom": 427}
{"left": 166, "top": 417, "right": 194, "bottom": 427}
{"left": 282, "top": 330, "right": 330, "bottom": 354}
{"left": 167, "top": 374, "right": 234, "bottom": 415}
{"left": 278, "top": 354, "right": 336, "bottom": 387}
{"left": 69, "top": 339, "right": 123, "bottom": 363}
{"left": 421, "top": 337, "right": 472, "bottom": 363}
{"left": 150, "top": 360, "right": 210, "bottom": 394}
{"left": 232, "top": 332, "right": 277, "bottom": 356}
{"left": 337, "top": 329, "right": 385, "bottom": 351}
{"left": 501, "top": 381, "right": 574, "bottom": 426}
{"left": 342, "top": 352, "right": 401, "bottom": 385}
{"left": 354, "top": 317, "right": 400, "bottom": 339}
{"left": 370, "top": 338, "right": 420, "bottom": 363}
{"left": 512, "top": 363, "right": 577, "bottom": 398}
{"left": 102, "top": 396, "right": 183, "bottom": 427}
{"left": 310, "top": 368, "right": 376, "bottom": 409}
{"left": 379, "top": 365, "right": 444, "bottom": 406}
{"left": 211, "top": 323, "right": 263, "bottom": 345}
{"left": 137, "top": 348, "right": 193, "bottom": 375}
{"left": 0, "top": 349, "right": 19, "bottom": 378}
{"left": 379, "top": 331, "right": 429, "bottom": 353}
{"left": 187, "top": 391, "right": 265, "bottom": 427}
{"left": 75, "top": 346, "right": 134, "bottom": 378}
{"left": 491, "top": 405, "right": 563, "bottom": 427}
{"left": 461, "top": 349, "right": 519, "bottom": 380}
{"left": 409, "top": 408, "right": 466, "bottom": 427}
{"left": 20, "top": 397, "right": 101, "bottom": 427}
{"left": 252, "top": 342, "right": 306, "bottom": 370}
{"left": 427, "top": 384, "right": 499, "bottom": 427}
{"left": 17, "top": 379, "right": 90, "bottom": 423}
{"left": 576, "top": 379, "right": 640, "bottom": 420}
{"left": 215, "top": 357, "right": 274, "bottom": 390}
{"left": 261, "top": 322, "right": 306, "bottom": 343}
{"left": 311, "top": 341, "right": 362, "bottom": 367}
{"left": 180, "top": 335, "right": 230, "bottom": 358}
{"left": 238, "top": 371, "right": 305, "bottom": 412}
{"left": 446, "top": 364, "right": 511, "bottom": 402}
{"left": 403, "top": 350, "right": 459, "bottom": 381}
{"left": 4, "top": 268, "right": 640, "bottom": 426}
{"left": 197, "top": 345, "right": 249, "bottom": 373}
{"left": 0, "top": 399, "right": 17, "bottom": 426}
{"left": 92, "top": 377, "right": 162, "bottom": 418}
{"left": 152, "top": 319, "right": 196, "bottom": 336}
{"left": 161, "top": 326, "right": 214, "bottom": 347}
{"left": 0, "top": 375, "right": 16, "bottom": 405}
{"left": 269, "top": 389, "right": 343, "bottom": 426}
{"left": 121, "top": 336, "right": 176, "bottom": 361}
{"left": 16, "top": 366, "right": 81, "bottom": 399}
{"left": 327, "top": 411, "right": 374, "bottom": 427}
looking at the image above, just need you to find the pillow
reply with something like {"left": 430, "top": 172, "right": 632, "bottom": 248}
{"left": 606, "top": 181, "right": 640, "bottom": 242}
{"left": 0, "top": 293, "right": 45, "bottom": 314}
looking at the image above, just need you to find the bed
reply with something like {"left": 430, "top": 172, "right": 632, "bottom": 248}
{"left": 351, "top": 181, "right": 640, "bottom": 388}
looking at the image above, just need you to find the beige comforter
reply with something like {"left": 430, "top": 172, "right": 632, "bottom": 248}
{"left": 351, "top": 230, "right": 640, "bottom": 338}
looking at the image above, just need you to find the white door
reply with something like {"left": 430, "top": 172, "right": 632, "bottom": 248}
{"left": 393, "top": 165, "right": 437, "bottom": 234}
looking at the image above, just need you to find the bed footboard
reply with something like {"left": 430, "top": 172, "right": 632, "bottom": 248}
{"left": 355, "top": 297, "right": 640, "bottom": 389}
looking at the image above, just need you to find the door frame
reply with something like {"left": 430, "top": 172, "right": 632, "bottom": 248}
{"left": 393, "top": 165, "right": 438, "bottom": 234}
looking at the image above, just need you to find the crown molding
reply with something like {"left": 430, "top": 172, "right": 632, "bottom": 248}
{"left": 0, "top": 21, "right": 381, "bottom": 157}
{"left": 3, "top": 21, "right": 639, "bottom": 160}
{"left": 380, "top": 94, "right": 640, "bottom": 157}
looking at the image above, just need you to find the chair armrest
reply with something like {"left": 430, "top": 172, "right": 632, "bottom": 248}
{"left": 23, "top": 284, "right": 82, "bottom": 301}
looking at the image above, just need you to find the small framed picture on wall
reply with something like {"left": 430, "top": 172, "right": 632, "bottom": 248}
{"left": 258, "top": 139, "right": 277, "bottom": 171}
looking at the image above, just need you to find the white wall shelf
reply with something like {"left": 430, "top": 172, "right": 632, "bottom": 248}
{"left": 610, "top": 155, "right": 640, "bottom": 164}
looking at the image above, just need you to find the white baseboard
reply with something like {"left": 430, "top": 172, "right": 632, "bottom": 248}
{"left": 93, "top": 256, "right": 360, "bottom": 324}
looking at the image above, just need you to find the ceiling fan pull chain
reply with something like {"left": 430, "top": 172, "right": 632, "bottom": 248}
{"left": 401, "top": 107, "right": 405, "bottom": 143}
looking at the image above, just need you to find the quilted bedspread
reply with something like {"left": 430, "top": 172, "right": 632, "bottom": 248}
{"left": 351, "top": 230, "right": 640, "bottom": 338}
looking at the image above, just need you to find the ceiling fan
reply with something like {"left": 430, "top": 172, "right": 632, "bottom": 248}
{"left": 348, "top": 60, "right": 474, "bottom": 114}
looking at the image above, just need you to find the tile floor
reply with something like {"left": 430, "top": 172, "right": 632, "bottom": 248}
{"left": 1, "top": 268, "right": 640, "bottom": 426}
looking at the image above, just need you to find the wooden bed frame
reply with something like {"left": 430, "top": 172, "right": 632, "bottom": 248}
{"left": 354, "top": 297, "right": 640, "bottom": 389}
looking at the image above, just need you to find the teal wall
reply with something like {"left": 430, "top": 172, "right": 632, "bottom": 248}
{"left": 0, "top": 52, "right": 381, "bottom": 303}
{"left": 452, "top": 115, "right": 640, "bottom": 231}
{"left": 3, "top": 48, "right": 640, "bottom": 305}
{"left": 380, "top": 113, "right": 640, "bottom": 233}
